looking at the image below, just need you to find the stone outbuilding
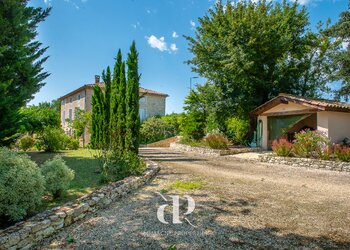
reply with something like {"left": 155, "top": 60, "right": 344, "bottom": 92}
{"left": 250, "top": 93, "right": 350, "bottom": 149}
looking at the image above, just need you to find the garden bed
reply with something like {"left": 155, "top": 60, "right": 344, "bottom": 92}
{"left": 0, "top": 161, "right": 160, "bottom": 249}
{"left": 170, "top": 141, "right": 259, "bottom": 156}
{"left": 259, "top": 153, "right": 350, "bottom": 172}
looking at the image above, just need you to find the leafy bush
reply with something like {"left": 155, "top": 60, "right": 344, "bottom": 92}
{"left": 64, "top": 137, "right": 79, "bottom": 150}
{"left": 0, "top": 147, "right": 45, "bottom": 221}
{"left": 179, "top": 111, "right": 205, "bottom": 140}
{"left": 41, "top": 156, "right": 75, "bottom": 198}
{"left": 226, "top": 117, "right": 250, "bottom": 145}
{"left": 204, "top": 132, "right": 229, "bottom": 149}
{"left": 272, "top": 138, "right": 293, "bottom": 156}
{"left": 17, "top": 135, "right": 35, "bottom": 151}
{"left": 101, "top": 152, "right": 145, "bottom": 183}
{"left": 293, "top": 130, "right": 330, "bottom": 158}
{"left": 334, "top": 145, "right": 350, "bottom": 162}
{"left": 140, "top": 117, "right": 177, "bottom": 144}
{"left": 35, "top": 127, "right": 66, "bottom": 152}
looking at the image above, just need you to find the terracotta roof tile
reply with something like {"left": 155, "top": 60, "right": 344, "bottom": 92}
{"left": 58, "top": 82, "right": 168, "bottom": 100}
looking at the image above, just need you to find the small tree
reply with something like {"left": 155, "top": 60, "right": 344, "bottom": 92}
{"left": 67, "top": 109, "right": 91, "bottom": 147}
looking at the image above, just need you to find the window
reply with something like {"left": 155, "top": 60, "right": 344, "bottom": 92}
{"left": 139, "top": 97, "right": 146, "bottom": 103}
{"left": 61, "top": 100, "right": 65, "bottom": 105}
{"left": 139, "top": 108, "right": 146, "bottom": 121}
{"left": 69, "top": 109, "right": 73, "bottom": 120}
{"left": 70, "top": 97, "right": 73, "bottom": 103}
{"left": 78, "top": 94, "right": 81, "bottom": 100}
{"left": 62, "top": 111, "right": 66, "bottom": 124}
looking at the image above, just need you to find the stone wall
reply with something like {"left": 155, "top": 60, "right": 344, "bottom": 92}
{"left": 0, "top": 162, "right": 160, "bottom": 249}
{"left": 139, "top": 94, "right": 166, "bottom": 119}
{"left": 170, "top": 142, "right": 258, "bottom": 156}
{"left": 259, "top": 154, "right": 350, "bottom": 172}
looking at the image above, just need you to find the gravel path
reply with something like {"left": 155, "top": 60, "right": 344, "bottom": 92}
{"left": 38, "top": 147, "right": 350, "bottom": 249}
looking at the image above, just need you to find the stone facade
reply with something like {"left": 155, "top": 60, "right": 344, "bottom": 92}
{"left": 170, "top": 142, "right": 259, "bottom": 156}
{"left": 259, "top": 154, "right": 350, "bottom": 172}
{"left": 59, "top": 81, "right": 168, "bottom": 145}
{"left": 0, "top": 162, "right": 160, "bottom": 250}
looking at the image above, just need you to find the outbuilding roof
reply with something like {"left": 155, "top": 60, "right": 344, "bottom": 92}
{"left": 251, "top": 93, "right": 350, "bottom": 115}
{"left": 58, "top": 82, "right": 168, "bottom": 100}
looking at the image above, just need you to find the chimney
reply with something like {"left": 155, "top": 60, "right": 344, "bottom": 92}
{"left": 95, "top": 75, "right": 100, "bottom": 83}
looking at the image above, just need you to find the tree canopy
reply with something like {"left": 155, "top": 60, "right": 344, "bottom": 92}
{"left": 327, "top": 1, "right": 350, "bottom": 100}
{"left": 0, "top": 0, "right": 50, "bottom": 145}
{"left": 185, "top": 0, "right": 335, "bottom": 117}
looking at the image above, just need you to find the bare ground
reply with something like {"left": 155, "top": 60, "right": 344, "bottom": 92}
{"left": 38, "top": 147, "right": 350, "bottom": 249}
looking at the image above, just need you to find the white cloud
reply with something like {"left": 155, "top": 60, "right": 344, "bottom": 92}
{"left": 170, "top": 43, "right": 178, "bottom": 52}
{"left": 342, "top": 41, "right": 349, "bottom": 50}
{"left": 146, "top": 35, "right": 168, "bottom": 52}
{"left": 146, "top": 35, "right": 178, "bottom": 53}
{"left": 172, "top": 31, "right": 179, "bottom": 38}
{"left": 190, "top": 20, "right": 196, "bottom": 27}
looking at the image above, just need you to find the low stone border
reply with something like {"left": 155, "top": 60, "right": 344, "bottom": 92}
{"left": 0, "top": 162, "right": 160, "bottom": 249}
{"left": 170, "top": 142, "right": 258, "bottom": 156}
{"left": 259, "top": 154, "right": 350, "bottom": 172}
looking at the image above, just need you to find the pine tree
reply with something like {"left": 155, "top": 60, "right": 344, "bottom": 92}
{"left": 116, "top": 62, "right": 127, "bottom": 153}
{"left": 110, "top": 50, "right": 122, "bottom": 150}
{"left": 125, "top": 41, "right": 140, "bottom": 153}
{"left": 0, "top": 1, "right": 51, "bottom": 145}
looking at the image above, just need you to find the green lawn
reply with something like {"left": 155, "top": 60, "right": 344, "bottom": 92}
{"left": 26, "top": 149, "right": 103, "bottom": 210}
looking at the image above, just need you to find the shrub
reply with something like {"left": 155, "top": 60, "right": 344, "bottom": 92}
{"left": 140, "top": 117, "right": 177, "bottom": 144}
{"left": 334, "top": 145, "right": 350, "bottom": 162}
{"left": 293, "top": 130, "right": 330, "bottom": 158}
{"left": 226, "top": 117, "right": 250, "bottom": 145}
{"left": 204, "top": 132, "right": 229, "bottom": 149}
{"left": 0, "top": 147, "right": 45, "bottom": 221}
{"left": 64, "top": 136, "right": 79, "bottom": 150}
{"left": 101, "top": 152, "right": 145, "bottom": 183}
{"left": 41, "top": 156, "right": 75, "bottom": 198}
{"left": 272, "top": 138, "right": 293, "bottom": 156}
{"left": 17, "top": 135, "right": 35, "bottom": 151}
{"left": 179, "top": 111, "right": 205, "bottom": 140}
{"left": 35, "top": 127, "right": 66, "bottom": 152}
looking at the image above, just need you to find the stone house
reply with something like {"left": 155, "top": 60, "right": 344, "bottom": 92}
{"left": 251, "top": 93, "right": 350, "bottom": 149}
{"left": 58, "top": 75, "right": 168, "bottom": 145}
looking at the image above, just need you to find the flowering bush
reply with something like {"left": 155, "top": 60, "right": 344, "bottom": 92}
{"left": 334, "top": 145, "right": 350, "bottom": 162}
{"left": 272, "top": 138, "right": 293, "bottom": 156}
{"left": 292, "top": 130, "right": 330, "bottom": 158}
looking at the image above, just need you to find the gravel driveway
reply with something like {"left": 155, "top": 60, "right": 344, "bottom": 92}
{"left": 39, "top": 147, "right": 350, "bottom": 249}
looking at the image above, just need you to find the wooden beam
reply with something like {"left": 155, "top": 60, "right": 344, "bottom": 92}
{"left": 261, "top": 109, "right": 318, "bottom": 117}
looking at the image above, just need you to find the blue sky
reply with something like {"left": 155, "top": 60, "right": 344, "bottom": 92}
{"left": 29, "top": 0, "right": 348, "bottom": 113}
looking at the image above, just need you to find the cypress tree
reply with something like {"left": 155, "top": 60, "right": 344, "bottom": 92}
{"left": 91, "top": 85, "right": 105, "bottom": 149}
{"left": 102, "top": 67, "right": 112, "bottom": 148}
{"left": 110, "top": 50, "right": 123, "bottom": 150}
{"left": 125, "top": 41, "right": 140, "bottom": 153}
{"left": 116, "top": 62, "right": 127, "bottom": 154}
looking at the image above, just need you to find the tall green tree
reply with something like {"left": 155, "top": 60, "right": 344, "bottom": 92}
{"left": 0, "top": 1, "right": 51, "bottom": 145}
{"left": 185, "top": 0, "right": 335, "bottom": 117}
{"left": 125, "top": 41, "right": 140, "bottom": 153}
{"left": 90, "top": 85, "right": 105, "bottom": 149}
{"left": 327, "top": 2, "right": 350, "bottom": 100}
{"left": 110, "top": 50, "right": 122, "bottom": 150}
{"left": 116, "top": 62, "right": 127, "bottom": 153}
{"left": 102, "top": 66, "right": 112, "bottom": 147}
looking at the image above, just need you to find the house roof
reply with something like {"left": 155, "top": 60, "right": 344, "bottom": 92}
{"left": 58, "top": 82, "right": 168, "bottom": 100}
{"left": 250, "top": 93, "right": 350, "bottom": 115}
